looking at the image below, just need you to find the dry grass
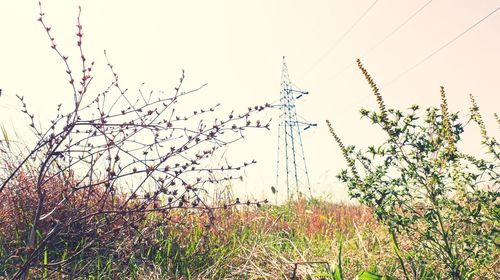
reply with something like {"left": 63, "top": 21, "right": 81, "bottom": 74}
{"left": 2, "top": 174, "right": 496, "bottom": 279}
{"left": 133, "top": 198, "right": 405, "bottom": 279}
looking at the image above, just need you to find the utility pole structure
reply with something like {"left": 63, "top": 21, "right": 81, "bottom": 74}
{"left": 275, "top": 57, "right": 316, "bottom": 199}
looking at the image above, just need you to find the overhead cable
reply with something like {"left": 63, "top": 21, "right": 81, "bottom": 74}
{"left": 301, "top": 0, "right": 379, "bottom": 78}
{"left": 383, "top": 5, "right": 500, "bottom": 88}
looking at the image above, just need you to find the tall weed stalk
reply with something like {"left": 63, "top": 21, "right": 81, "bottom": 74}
{"left": 327, "top": 59, "right": 498, "bottom": 279}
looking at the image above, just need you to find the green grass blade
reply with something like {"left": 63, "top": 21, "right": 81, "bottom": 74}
{"left": 356, "top": 271, "right": 396, "bottom": 280}
{"left": 337, "top": 234, "right": 344, "bottom": 280}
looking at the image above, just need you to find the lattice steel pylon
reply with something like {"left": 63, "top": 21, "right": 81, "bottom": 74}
{"left": 276, "top": 57, "right": 316, "bottom": 199}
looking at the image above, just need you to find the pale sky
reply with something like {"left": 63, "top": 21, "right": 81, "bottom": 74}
{"left": 1, "top": 1, "right": 499, "bottom": 201}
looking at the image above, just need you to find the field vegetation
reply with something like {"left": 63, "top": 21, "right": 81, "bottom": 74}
{"left": 0, "top": 3, "right": 498, "bottom": 279}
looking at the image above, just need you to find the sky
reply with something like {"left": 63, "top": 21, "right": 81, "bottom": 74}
{"left": 1, "top": 1, "right": 499, "bottom": 201}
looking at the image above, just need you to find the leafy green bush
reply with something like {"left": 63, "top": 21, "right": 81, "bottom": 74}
{"left": 327, "top": 59, "right": 499, "bottom": 279}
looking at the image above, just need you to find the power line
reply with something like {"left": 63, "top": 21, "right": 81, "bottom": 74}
{"left": 301, "top": 0, "right": 379, "bottom": 78}
{"left": 383, "top": 5, "right": 500, "bottom": 88}
{"left": 326, "top": 0, "right": 435, "bottom": 83}
{"left": 366, "top": 0, "right": 434, "bottom": 56}
{"left": 322, "top": 4, "right": 499, "bottom": 137}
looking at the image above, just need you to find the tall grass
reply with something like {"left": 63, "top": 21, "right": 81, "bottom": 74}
{"left": 1, "top": 192, "right": 406, "bottom": 279}
{"left": 121, "top": 198, "right": 403, "bottom": 279}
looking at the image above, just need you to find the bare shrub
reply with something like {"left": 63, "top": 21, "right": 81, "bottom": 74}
{"left": 0, "top": 3, "right": 269, "bottom": 278}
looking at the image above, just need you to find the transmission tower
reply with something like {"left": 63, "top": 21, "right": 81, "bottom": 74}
{"left": 276, "top": 57, "right": 316, "bottom": 199}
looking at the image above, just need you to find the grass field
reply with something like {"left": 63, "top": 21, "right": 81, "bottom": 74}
{"left": 1, "top": 183, "right": 498, "bottom": 279}
{"left": 132, "top": 198, "right": 399, "bottom": 279}
{"left": 1, "top": 193, "right": 405, "bottom": 279}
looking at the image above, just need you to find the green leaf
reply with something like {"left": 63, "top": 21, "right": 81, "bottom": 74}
{"left": 356, "top": 271, "right": 396, "bottom": 280}
{"left": 336, "top": 234, "right": 344, "bottom": 280}
{"left": 328, "top": 265, "right": 342, "bottom": 280}
{"left": 43, "top": 247, "right": 48, "bottom": 279}
{"left": 390, "top": 229, "right": 403, "bottom": 261}
{"left": 333, "top": 268, "right": 342, "bottom": 280}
